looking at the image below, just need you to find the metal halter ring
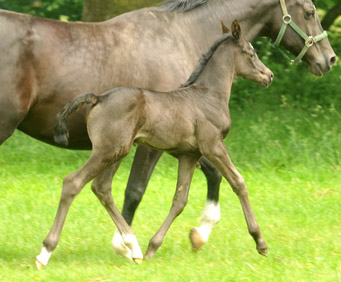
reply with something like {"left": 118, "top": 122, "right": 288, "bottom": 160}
{"left": 282, "top": 14, "right": 292, "bottom": 24}
{"left": 305, "top": 36, "right": 314, "bottom": 47}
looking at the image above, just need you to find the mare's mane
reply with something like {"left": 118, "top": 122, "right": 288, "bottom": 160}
{"left": 161, "top": 0, "right": 209, "bottom": 12}
{"left": 181, "top": 33, "right": 234, "bottom": 88}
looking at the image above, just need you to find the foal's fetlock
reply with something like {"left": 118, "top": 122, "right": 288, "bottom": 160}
{"left": 112, "top": 231, "right": 133, "bottom": 260}
{"left": 121, "top": 233, "right": 143, "bottom": 263}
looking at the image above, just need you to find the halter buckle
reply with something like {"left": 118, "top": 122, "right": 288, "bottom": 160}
{"left": 282, "top": 14, "right": 292, "bottom": 24}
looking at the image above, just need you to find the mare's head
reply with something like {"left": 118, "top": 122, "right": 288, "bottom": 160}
{"left": 228, "top": 21, "right": 274, "bottom": 87}
{"left": 269, "top": 0, "right": 336, "bottom": 76}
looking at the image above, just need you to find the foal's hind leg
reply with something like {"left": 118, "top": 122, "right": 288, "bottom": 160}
{"left": 36, "top": 149, "right": 140, "bottom": 268}
{"left": 202, "top": 141, "right": 267, "bottom": 256}
{"left": 190, "top": 157, "right": 222, "bottom": 251}
{"left": 91, "top": 163, "right": 143, "bottom": 263}
{"left": 145, "top": 155, "right": 200, "bottom": 260}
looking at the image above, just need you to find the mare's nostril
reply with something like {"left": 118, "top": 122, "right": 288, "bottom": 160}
{"left": 330, "top": 56, "right": 336, "bottom": 67}
{"left": 269, "top": 72, "right": 274, "bottom": 81}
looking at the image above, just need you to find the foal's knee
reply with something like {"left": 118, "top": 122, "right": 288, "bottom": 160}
{"left": 231, "top": 176, "right": 248, "bottom": 197}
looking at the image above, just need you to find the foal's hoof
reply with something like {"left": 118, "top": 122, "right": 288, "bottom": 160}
{"left": 133, "top": 258, "right": 143, "bottom": 264}
{"left": 256, "top": 240, "right": 268, "bottom": 257}
{"left": 257, "top": 247, "right": 268, "bottom": 257}
{"left": 36, "top": 259, "right": 45, "bottom": 270}
{"left": 189, "top": 228, "right": 205, "bottom": 251}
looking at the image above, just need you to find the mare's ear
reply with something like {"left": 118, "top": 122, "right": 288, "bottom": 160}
{"left": 231, "top": 19, "right": 241, "bottom": 40}
{"left": 221, "top": 21, "right": 230, "bottom": 34}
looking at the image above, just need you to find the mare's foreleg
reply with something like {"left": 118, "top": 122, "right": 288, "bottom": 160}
{"left": 91, "top": 163, "right": 143, "bottom": 263}
{"left": 203, "top": 142, "right": 267, "bottom": 256}
{"left": 144, "top": 155, "right": 200, "bottom": 260}
{"left": 112, "top": 145, "right": 162, "bottom": 254}
{"left": 190, "top": 157, "right": 222, "bottom": 251}
{"left": 0, "top": 92, "right": 31, "bottom": 145}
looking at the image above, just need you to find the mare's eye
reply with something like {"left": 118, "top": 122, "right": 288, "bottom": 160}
{"left": 304, "top": 10, "right": 315, "bottom": 20}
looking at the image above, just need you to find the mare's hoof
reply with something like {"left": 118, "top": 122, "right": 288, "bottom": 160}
{"left": 36, "top": 259, "right": 45, "bottom": 270}
{"left": 133, "top": 258, "right": 143, "bottom": 264}
{"left": 189, "top": 228, "right": 205, "bottom": 251}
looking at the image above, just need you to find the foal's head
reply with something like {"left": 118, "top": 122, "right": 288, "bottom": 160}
{"left": 227, "top": 20, "right": 274, "bottom": 87}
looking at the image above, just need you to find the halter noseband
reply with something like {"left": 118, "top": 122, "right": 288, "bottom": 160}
{"left": 271, "top": 0, "right": 328, "bottom": 65}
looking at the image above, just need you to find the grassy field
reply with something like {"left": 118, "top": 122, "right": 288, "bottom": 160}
{"left": 0, "top": 103, "right": 340, "bottom": 282}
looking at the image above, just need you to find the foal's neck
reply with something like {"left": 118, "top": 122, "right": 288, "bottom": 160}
{"left": 192, "top": 42, "right": 236, "bottom": 102}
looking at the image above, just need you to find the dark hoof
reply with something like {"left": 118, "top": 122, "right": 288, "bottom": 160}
{"left": 256, "top": 241, "right": 268, "bottom": 256}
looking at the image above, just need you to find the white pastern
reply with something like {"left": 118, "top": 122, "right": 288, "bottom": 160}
{"left": 195, "top": 201, "right": 221, "bottom": 242}
{"left": 112, "top": 230, "right": 133, "bottom": 260}
{"left": 121, "top": 233, "right": 143, "bottom": 262}
{"left": 36, "top": 247, "right": 52, "bottom": 269}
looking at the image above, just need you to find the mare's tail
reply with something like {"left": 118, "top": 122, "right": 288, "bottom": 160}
{"left": 54, "top": 92, "right": 98, "bottom": 146}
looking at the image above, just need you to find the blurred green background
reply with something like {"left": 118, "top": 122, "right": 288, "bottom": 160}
{"left": 0, "top": 1, "right": 340, "bottom": 281}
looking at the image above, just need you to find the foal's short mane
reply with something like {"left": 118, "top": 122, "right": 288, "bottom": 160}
{"left": 161, "top": 0, "right": 209, "bottom": 12}
{"left": 181, "top": 33, "right": 233, "bottom": 88}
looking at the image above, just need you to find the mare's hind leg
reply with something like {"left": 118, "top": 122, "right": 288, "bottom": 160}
{"left": 190, "top": 157, "right": 222, "bottom": 251}
{"left": 91, "top": 163, "right": 143, "bottom": 263}
{"left": 145, "top": 154, "right": 200, "bottom": 260}
{"left": 202, "top": 141, "right": 267, "bottom": 256}
{"left": 112, "top": 145, "right": 162, "bottom": 255}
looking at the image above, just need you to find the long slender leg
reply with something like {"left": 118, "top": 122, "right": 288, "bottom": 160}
{"left": 190, "top": 157, "right": 222, "bottom": 250}
{"left": 113, "top": 145, "right": 162, "bottom": 255}
{"left": 144, "top": 154, "right": 200, "bottom": 260}
{"left": 91, "top": 163, "right": 143, "bottom": 262}
{"left": 36, "top": 149, "right": 139, "bottom": 268}
{"left": 203, "top": 142, "right": 267, "bottom": 256}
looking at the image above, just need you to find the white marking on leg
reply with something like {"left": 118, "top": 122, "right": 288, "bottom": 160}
{"left": 112, "top": 230, "right": 133, "bottom": 260}
{"left": 195, "top": 201, "right": 221, "bottom": 243}
{"left": 121, "top": 233, "right": 143, "bottom": 263}
{"left": 36, "top": 247, "right": 52, "bottom": 269}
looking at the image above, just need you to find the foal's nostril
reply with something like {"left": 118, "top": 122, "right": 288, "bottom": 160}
{"left": 330, "top": 56, "right": 336, "bottom": 67}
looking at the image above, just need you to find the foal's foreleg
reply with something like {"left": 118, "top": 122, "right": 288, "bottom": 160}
{"left": 91, "top": 163, "right": 143, "bottom": 263}
{"left": 203, "top": 143, "right": 267, "bottom": 256}
{"left": 144, "top": 155, "right": 199, "bottom": 260}
{"left": 190, "top": 157, "right": 222, "bottom": 251}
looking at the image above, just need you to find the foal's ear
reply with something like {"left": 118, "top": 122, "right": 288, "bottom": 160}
{"left": 221, "top": 21, "right": 230, "bottom": 34}
{"left": 231, "top": 19, "right": 241, "bottom": 40}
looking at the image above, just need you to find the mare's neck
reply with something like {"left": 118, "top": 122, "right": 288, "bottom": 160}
{"left": 168, "top": 0, "right": 276, "bottom": 55}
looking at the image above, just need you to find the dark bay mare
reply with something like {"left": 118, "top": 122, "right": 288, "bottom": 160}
{"left": 38, "top": 20, "right": 274, "bottom": 267}
{"left": 0, "top": 0, "right": 336, "bottom": 259}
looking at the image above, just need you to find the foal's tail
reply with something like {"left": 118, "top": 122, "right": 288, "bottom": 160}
{"left": 54, "top": 92, "right": 98, "bottom": 146}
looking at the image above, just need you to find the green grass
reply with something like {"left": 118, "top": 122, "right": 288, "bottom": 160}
{"left": 0, "top": 104, "right": 340, "bottom": 281}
